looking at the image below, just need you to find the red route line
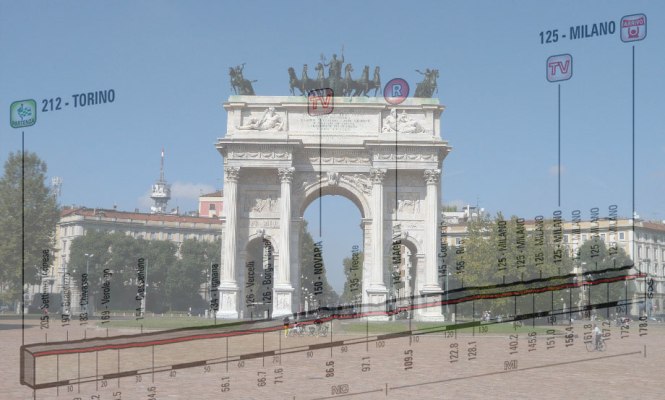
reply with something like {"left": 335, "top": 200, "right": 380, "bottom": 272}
{"left": 32, "top": 273, "right": 642, "bottom": 358}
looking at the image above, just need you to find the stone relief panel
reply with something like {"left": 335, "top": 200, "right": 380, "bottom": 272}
{"left": 385, "top": 192, "right": 422, "bottom": 216}
{"left": 339, "top": 173, "right": 372, "bottom": 195}
{"left": 237, "top": 107, "right": 285, "bottom": 131}
{"left": 381, "top": 110, "right": 429, "bottom": 134}
{"left": 242, "top": 191, "right": 280, "bottom": 216}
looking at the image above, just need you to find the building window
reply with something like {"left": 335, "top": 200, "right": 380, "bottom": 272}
{"left": 167, "top": 233, "right": 173, "bottom": 240}
{"left": 209, "top": 204, "right": 216, "bottom": 210}
{"left": 563, "top": 235, "right": 569, "bottom": 243}
{"left": 582, "top": 234, "right": 587, "bottom": 241}
{"left": 619, "top": 232, "right": 625, "bottom": 240}
{"left": 600, "top": 233, "right": 606, "bottom": 241}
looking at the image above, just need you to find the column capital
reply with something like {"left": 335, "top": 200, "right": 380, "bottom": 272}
{"left": 370, "top": 168, "right": 387, "bottom": 184}
{"left": 224, "top": 166, "right": 240, "bottom": 182}
{"left": 278, "top": 167, "right": 295, "bottom": 183}
{"left": 424, "top": 169, "right": 441, "bottom": 184}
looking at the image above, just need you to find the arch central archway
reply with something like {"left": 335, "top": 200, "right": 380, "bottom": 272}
{"left": 298, "top": 188, "right": 366, "bottom": 316}
{"left": 215, "top": 95, "right": 450, "bottom": 321}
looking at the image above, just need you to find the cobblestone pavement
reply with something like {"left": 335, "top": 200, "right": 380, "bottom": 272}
{"left": 2, "top": 318, "right": 663, "bottom": 399}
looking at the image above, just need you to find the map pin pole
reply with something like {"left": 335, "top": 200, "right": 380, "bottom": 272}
{"left": 21, "top": 130, "right": 26, "bottom": 348}
{"left": 558, "top": 84, "right": 561, "bottom": 207}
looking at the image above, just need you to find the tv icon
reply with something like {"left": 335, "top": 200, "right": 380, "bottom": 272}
{"left": 546, "top": 54, "right": 573, "bottom": 82}
{"left": 307, "top": 88, "right": 334, "bottom": 116}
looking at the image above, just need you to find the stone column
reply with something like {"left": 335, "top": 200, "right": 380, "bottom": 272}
{"left": 420, "top": 169, "right": 444, "bottom": 320}
{"left": 274, "top": 167, "right": 295, "bottom": 317}
{"left": 217, "top": 166, "right": 240, "bottom": 319}
{"left": 368, "top": 168, "right": 388, "bottom": 319}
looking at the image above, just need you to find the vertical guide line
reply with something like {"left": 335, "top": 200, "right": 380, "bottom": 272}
{"left": 366, "top": 317, "right": 369, "bottom": 351}
{"left": 395, "top": 109, "right": 398, "bottom": 213}
{"left": 631, "top": 46, "right": 636, "bottom": 270}
{"left": 56, "top": 355, "right": 59, "bottom": 395}
{"left": 117, "top": 350, "right": 120, "bottom": 388}
{"left": 606, "top": 284, "right": 610, "bottom": 319}
{"left": 22, "top": 131, "right": 25, "bottom": 347}
{"left": 569, "top": 285, "right": 572, "bottom": 324}
{"left": 151, "top": 345, "right": 155, "bottom": 382}
{"left": 319, "top": 118, "right": 322, "bottom": 237}
{"left": 557, "top": 84, "right": 561, "bottom": 207}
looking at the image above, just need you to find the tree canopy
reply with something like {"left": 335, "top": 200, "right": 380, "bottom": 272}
{"left": 0, "top": 151, "right": 60, "bottom": 304}
{"left": 69, "top": 232, "right": 220, "bottom": 312}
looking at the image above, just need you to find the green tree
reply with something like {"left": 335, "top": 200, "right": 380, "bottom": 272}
{"left": 299, "top": 221, "right": 338, "bottom": 309}
{"left": 576, "top": 237, "right": 634, "bottom": 317}
{"left": 165, "top": 238, "right": 221, "bottom": 312}
{"left": 340, "top": 250, "right": 363, "bottom": 303}
{"left": 68, "top": 230, "right": 114, "bottom": 307}
{"left": 70, "top": 231, "right": 144, "bottom": 310}
{"left": 0, "top": 151, "right": 60, "bottom": 305}
{"left": 70, "top": 232, "right": 221, "bottom": 312}
{"left": 456, "top": 214, "right": 576, "bottom": 317}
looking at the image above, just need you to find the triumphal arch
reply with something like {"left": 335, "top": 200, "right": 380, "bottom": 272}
{"left": 215, "top": 94, "right": 450, "bottom": 321}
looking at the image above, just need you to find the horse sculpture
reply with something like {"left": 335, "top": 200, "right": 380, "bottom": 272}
{"left": 414, "top": 68, "right": 439, "bottom": 98}
{"left": 352, "top": 65, "right": 370, "bottom": 96}
{"left": 300, "top": 64, "right": 316, "bottom": 95}
{"left": 229, "top": 66, "right": 256, "bottom": 95}
{"left": 288, "top": 56, "right": 382, "bottom": 97}
{"left": 368, "top": 66, "right": 381, "bottom": 96}
{"left": 288, "top": 67, "right": 301, "bottom": 95}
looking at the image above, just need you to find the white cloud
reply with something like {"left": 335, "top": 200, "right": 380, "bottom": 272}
{"left": 138, "top": 190, "right": 153, "bottom": 210}
{"left": 171, "top": 181, "right": 216, "bottom": 200}
{"left": 548, "top": 165, "right": 566, "bottom": 176}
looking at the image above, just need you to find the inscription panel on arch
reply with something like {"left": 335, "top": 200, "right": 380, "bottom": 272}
{"left": 288, "top": 110, "right": 377, "bottom": 134}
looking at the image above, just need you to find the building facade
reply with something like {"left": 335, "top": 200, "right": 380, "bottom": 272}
{"left": 440, "top": 211, "right": 665, "bottom": 315}
{"left": 44, "top": 207, "right": 224, "bottom": 313}
{"left": 198, "top": 191, "right": 224, "bottom": 218}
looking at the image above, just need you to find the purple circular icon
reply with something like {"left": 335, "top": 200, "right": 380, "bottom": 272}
{"left": 383, "top": 78, "right": 409, "bottom": 105}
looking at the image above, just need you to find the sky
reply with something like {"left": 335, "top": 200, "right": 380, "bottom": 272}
{"left": 1, "top": 1, "right": 663, "bottom": 293}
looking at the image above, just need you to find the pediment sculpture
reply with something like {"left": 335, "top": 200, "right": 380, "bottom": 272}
{"left": 382, "top": 109, "right": 426, "bottom": 134}
{"left": 237, "top": 107, "right": 284, "bottom": 131}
